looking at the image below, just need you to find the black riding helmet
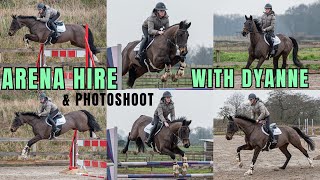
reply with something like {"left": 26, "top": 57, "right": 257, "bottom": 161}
{"left": 264, "top": 3, "right": 272, "bottom": 9}
{"left": 39, "top": 92, "right": 48, "bottom": 101}
{"left": 162, "top": 91, "right": 172, "bottom": 98}
{"left": 248, "top": 93, "right": 257, "bottom": 100}
{"left": 37, "top": 3, "right": 45, "bottom": 10}
{"left": 155, "top": 2, "right": 167, "bottom": 11}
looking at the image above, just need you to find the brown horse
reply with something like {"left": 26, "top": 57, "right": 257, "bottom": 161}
{"left": 8, "top": 15, "right": 99, "bottom": 55}
{"left": 10, "top": 110, "right": 101, "bottom": 159}
{"left": 122, "top": 21, "right": 191, "bottom": 88}
{"left": 242, "top": 15, "right": 303, "bottom": 73}
{"left": 122, "top": 115, "right": 192, "bottom": 176}
{"left": 226, "top": 115, "right": 315, "bottom": 176}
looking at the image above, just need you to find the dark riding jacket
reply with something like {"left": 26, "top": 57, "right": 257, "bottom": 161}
{"left": 250, "top": 100, "right": 270, "bottom": 120}
{"left": 38, "top": 5, "right": 58, "bottom": 22}
{"left": 154, "top": 100, "right": 175, "bottom": 122}
{"left": 260, "top": 11, "right": 275, "bottom": 33}
{"left": 143, "top": 12, "right": 169, "bottom": 36}
{"left": 38, "top": 100, "right": 58, "bottom": 117}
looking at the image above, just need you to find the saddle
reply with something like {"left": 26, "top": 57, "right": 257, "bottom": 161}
{"left": 261, "top": 123, "right": 282, "bottom": 151}
{"left": 45, "top": 21, "right": 66, "bottom": 33}
{"left": 45, "top": 113, "right": 66, "bottom": 137}
{"left": 144, "top": 121, "right": 164, "bottom": 138}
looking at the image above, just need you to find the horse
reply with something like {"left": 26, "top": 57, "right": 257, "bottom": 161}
{"left": 10, "top": 110, "right": 101, "bottom": 159}
{"left": 122, "top": 115, "right": 192, "bottom": 176}
{"left": 8, "top": 15, "right": 100, "bottom": 56}
{"left": 242, "top": 15, "right": 303, "bottom": 75}
{"left": 226, "top": 115, "right": 315, "bottom": 176}
{"left": 122, "top": 20, "right": 191, "bottom": 88}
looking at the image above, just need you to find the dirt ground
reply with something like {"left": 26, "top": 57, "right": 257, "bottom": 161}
{"left": 0, "top": 166, "right": 105, "bottom": 180}
{"left": 214, "top": 135, "right": 320, "bottom": 180}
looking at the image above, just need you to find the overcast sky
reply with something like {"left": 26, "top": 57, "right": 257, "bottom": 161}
{"left": 107, "top": 89, "right": 214, "bottom": 135}
{"left": 107, "top": 0, "right": 214, "bottom": 48}
{"left": 213, "top": 0, "right": 318, "bottom": 15}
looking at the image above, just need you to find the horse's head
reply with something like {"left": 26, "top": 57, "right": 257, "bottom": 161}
{"left": 226, "top": 116, "right": 239, "bottom": 140}
{"left": 176, "top": 21, "right": 191, "bottom": 56}
{"left": 10, "top": 112, "right": 39, "bottom": 132}
{"left": 177, "top": 119, "right": 192, "bottom": 148}
{"left": 242, "top": 15, "right": 254, "bottom": 37}
{"left": 8, "top": 15, "right": 22, "bottom": 36}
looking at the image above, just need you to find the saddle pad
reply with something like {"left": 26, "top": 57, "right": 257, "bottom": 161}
{"left": 45, "top": 21, "right": 66, "bottom": 33}
{"left": 46, "top": 115, "right": 66, "bottom": 126}
{"left": 264, "top": 34, "right": 281, "bottom": 46}
{"left": 144, "top": 122, "right": 163, "bottom": 136}
{"left": 134, "top": 39, "right": 155, "bottom": 52}
{"left": 261, "top": 125, "right": 282, "bottom": 136}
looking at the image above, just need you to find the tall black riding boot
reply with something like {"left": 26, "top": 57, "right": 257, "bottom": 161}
{"left": 145, "top": 125, "right": 156, "bottom": 147}
{"left": 269, "top": 127, "right": 277, "bottom": 144}
{"left": 48, "top": 118, "right": 57, "bottom": 140}
{"left": 135, "top": 38, "right": 147, "bottom": 64}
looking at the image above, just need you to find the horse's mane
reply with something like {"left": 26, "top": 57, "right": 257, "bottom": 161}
{"left": 170, "top": 116, "right": 188, "bottom": 123}
{"left": 17, "top": 111, "right": 39, "bottom": 117}
{"left": 14, "top": 15, "right": 37, "bottom": 20}
{"left": 253, "top": 19, "right": 263, "bottom": 33}
{"left": 235, "top": 114, "right": 256, "bottom": 123}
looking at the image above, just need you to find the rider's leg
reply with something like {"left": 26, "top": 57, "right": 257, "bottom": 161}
{"left": 267, "top": 32, "right": 275, "bottom": 57}
{"left": 49, "top": 12, "right": 60, "bottom": 38}
{"left": 135, "top": 26, "right": 149, "bottom": 62}
{"left": 266, "top": 116, "right": 277, "bottom": 144}
{"left": 145, "top": 115, "right": 160, "bottom": 147}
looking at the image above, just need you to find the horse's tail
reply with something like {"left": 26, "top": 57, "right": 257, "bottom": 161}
{"left": 80, "top": 110, "right": 102, "bottom": 135}
{"left": 292, "top": 126, "right": 315, "bottom": 151}
{"left": 83, "top": 25, "right": 100, "bottom": 55}
{"left": 136, "top": 137, "right": 145, "bottom": 153}
{"left": 289, "top": 37, "right": 303, "bottom": 67}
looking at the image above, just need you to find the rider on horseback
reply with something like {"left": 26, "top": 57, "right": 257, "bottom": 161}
{"left": 261, "top": 3, "right": 276, "bottom": 58}
{"left": 38, "top": 93, "right": 60, "bottom": 140}
{"left": 135, "top": 2, "right": 170, "bottom": 64}
{"left": 248, "top": 93, "right": 277, "bottom": 146}
{"left": 145, "top": 91, "right": 175, "bottom": 147}
{"left": 36, "top": 3, "right": 60, "bottom": 45}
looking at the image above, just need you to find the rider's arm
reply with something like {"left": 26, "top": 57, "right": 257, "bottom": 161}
{"left": 170, "top": 106, "right": 175, "bottom": 121}
{"left": 257, "top": 103, "right": 267, "bottom": 120}
{"left": 38, "top": 9, "right": 51, "bottom": 22}
{"left": 264, "top": 15, "right": 275, "bottom": 31}
{"left": 147, "top": 19, "right": 159, "bottom": 35}
{"left": 38, "top": 104, "right": 50, "bottom": 116}
{"left": 156, "top": 104, "right": 167, "bottom": 122}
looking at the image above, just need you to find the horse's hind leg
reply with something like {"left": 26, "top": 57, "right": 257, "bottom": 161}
{"left": 128, "top": 66, "right": 137, "bottom": 88}
{"left": 279, "top": 143, "right": 291, "bottom": 169}
{"left": 121, "top": 133, "right": 131, "bottom": 154}
{"left": 291, "top": 139, "right": 314, "bottom": 167}
{"left": 281, "top": 54, "right": 289, "bottom": 69}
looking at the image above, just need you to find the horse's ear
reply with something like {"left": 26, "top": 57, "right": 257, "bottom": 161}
{"left": 250, "top": 15, "right": 253, "bottom": 20}
{"left": 186, "top": 22, "right": 191, "bottom": 29}
{"left": 228, "top": 115, "right": 233, "bottom": 121}
{"left": 187, "top": 120, "right": 192, "bottom": 125}
{"left": 179, "top": 21, "right": 184, "bottom": 29}
{"left": 245, "top": 15, "right": 248, "bottom": 20}
{"left": 11, "top": 15, "right": 16, "bottom": 19}
{"left": 15, "top": 112, "right": 19, "bottom": 116}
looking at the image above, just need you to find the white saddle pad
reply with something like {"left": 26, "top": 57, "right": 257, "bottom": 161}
{"left": 46, "top": 115, "right": 66, "bottom": 126}
{"left": 46, "top": 21, "right": 66, "bottom": 33}
{"left": 134, "top": 39, "right": 155, "bottom": 52}
{"left": 261, "top": 123, "right": 282, "bottom": 136}
{"left": 144, "top": 123, "right": 153, "bottom": 134}
{"left": 264, "top": 34, "right": 281, "bottom": 46}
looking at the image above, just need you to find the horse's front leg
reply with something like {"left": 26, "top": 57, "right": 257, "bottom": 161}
{"left": 236, "top": 144, "right": 253, "bottom": 168}
{"left": 244, "top": 148, "right": 261, "bottom": 176}
{"left": 160, "top": 147, "right": 179, "bottom": 177}
{"left": 24, "top": 34, "right": 39, "bottom": 49}
{"left": 173, "top": 147, "right": 188, "bottom": 176}
{"left": 245, "top": 55, "right": 255, "bottom": 69}
{"left": 21, "top": 135, "right": 42, "bottom": 159}
{"left": 161, "top": 64, "right": 171, "bottom": 82}
{"left": 172, "top": 60, "right": 186, "bottom": 82}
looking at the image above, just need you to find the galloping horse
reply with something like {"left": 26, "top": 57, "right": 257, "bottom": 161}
{"left": 122, "top": 115, "right": 192, "bottom": 176}
{"left": 10, "top": 110, "right": 101, "bottom": 159}
{"left": 8, "top": 15, "right": 100, "bottom": 55}
{"left": 242, "top": 15, "right": 303, "bottom": 73}
{"left": 122, "top": 20, "right": 191, "bottom": 88}
{"left": 226, "top": 115, "right": 315, "bottom": 176}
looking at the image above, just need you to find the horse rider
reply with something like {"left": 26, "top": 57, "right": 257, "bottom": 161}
{"left": 261, "top": 3, "right": 276, "bottom": 58}
{"left": 38, "top": 93, "right": 60, "bottom": 140}
{"left": 36, "top": 3, "right": 61, "bottom": 44}
{"left": 135, "top": 2, "right": 170, "bottom": 64}
{"left": 145, "top": 91, "right": 175, "bottom": 147}
{"left": 248, "top": 93, "right": 277, "bottom": 147}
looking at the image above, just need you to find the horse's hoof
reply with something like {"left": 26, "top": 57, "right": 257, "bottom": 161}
{"left": 244, "top": 170, "right": 253, "bottom": 176}
{"left": 279, "top": 166, "right": 285, "bottom": 170}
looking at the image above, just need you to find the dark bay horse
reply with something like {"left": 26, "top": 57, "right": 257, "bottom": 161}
{"left": 226, "top": 115, "right": 315, "bottom": 176}
{"left": 122, "top": 21, "right": 191, "bottom": 88}
{"left": 10, "top": 110, "right": 101, "bottom": 159}
{"left": 242, "top": 15, "right": 303, "bottom": 72}
{"left": 122, "top": 115, "right": 192, "bottom": 176}
{"left": 8, "top": 15, "right": 99, "bottom": 55}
